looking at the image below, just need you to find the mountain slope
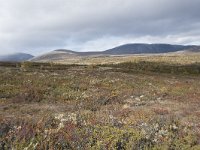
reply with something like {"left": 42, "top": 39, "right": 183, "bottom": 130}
{"left": 30, "top": 44, "right": 200, "bottom": 62}
{"left": 30, "top": 49, "right": 78, "bottom": 62}
{"left": 103, "top": 44, "right": 193, "bottom": 55}
{"left": 0, "top": 53, "right": 34, "bottom": 62}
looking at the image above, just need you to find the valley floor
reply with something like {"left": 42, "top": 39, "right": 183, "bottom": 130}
{"left": 0, "top": 57, "right": 200, "bottom": 149}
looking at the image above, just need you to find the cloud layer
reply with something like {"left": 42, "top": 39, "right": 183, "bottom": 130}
{"left": 0, "top": 0, "right": 200, "bottom": 55}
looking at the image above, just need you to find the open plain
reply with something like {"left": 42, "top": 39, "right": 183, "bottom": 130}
{"left": 0, "top": 54, "right": 200, "bottom": 149}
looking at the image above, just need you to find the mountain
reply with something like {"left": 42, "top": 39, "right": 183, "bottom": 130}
{"left": 30, "top": 44, "right": 200, "bottom": 62}
{"left": 31, "top": 49, "right": 104, "bottom": 62}
{"left": 0, "top": 53, "right": 34, "bottom": 62}
{"left": 30, "top": 49, "right": 79, "bottom": 62}
{"left": 0, "top": 44, "right": 198, "bottom": 62}
{"left": 103, "top": 43, "right": 194, "bottom": 55}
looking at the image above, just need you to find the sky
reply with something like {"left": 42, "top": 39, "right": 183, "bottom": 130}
{"left": 0, "top": 0, "right": 200, "bottom": 55}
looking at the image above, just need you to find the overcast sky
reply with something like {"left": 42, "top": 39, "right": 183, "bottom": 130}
{"left": 0, "top": 0, "right": 200, "bottom": 55}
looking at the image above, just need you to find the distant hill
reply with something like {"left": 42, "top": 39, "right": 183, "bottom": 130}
{"left": 0, "top": 53, "right": 34, "bottom": 62}
{"left": 103, "top": 44, "right": 194, "bottom": 55}
{"left": 30, "top": 43, "right": 200, "bottom": 62}
{"left": 1, "top": 44, "right": 199, "bottom": 63}
{"left": 30, "top": 49, "right": 79, "bottom": 62}
{"left": 30, "top": 49, "right": 104, "bottom": 62}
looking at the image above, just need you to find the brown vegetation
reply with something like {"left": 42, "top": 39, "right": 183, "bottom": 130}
{"left": 0, "top": 58, "right": 200, "bottom": 149}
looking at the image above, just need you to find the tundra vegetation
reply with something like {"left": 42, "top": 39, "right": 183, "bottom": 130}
{"left": 0, "top": 54, "right": 200, "bottom": 149}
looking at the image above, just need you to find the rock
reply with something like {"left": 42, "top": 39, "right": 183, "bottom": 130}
{"left": 140, "top": 95, "right": 145, "bottom": 98}
{"left": 123, "top": 104, "right": 130, "bottom": 109}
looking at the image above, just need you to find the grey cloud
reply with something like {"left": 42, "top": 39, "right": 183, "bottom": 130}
{"left": 0, "top": 0, "right": 200, "bottom": 55}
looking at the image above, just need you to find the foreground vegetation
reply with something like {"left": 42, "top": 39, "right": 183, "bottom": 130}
{"left": 0, "top": 60, "right": 200, "bottom": 149}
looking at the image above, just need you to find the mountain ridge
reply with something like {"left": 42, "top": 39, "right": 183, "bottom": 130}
{"left": 31, "top": 43, "right": 200, "bottom": 62}
{"left": 1, "top": 43, "right": 200, "bottom": 62}
{"left": 103, "top": 43, "right": 193, "bottom": 54}
{"left": 0, "top": 53, "right": 34, "bottom": 62}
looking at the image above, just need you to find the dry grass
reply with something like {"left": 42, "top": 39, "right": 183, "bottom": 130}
{"left": 56, "top": 53, "right": 200, "bottom": 65}
{"left": 0, "top": 56, "right": 200, "bottom": 149}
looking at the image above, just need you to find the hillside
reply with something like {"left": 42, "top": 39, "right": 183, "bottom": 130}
{"left": 30, "top": 44, "right": 200, "bottom": 63}
{"left": 0, "top": 53, "right": 34, "bottom": 62}
{"left": 30, "top": 49, "right": 78, "bottom": 62}
{"left": 103, "top": 43, "right": 193, "bottom": 54}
